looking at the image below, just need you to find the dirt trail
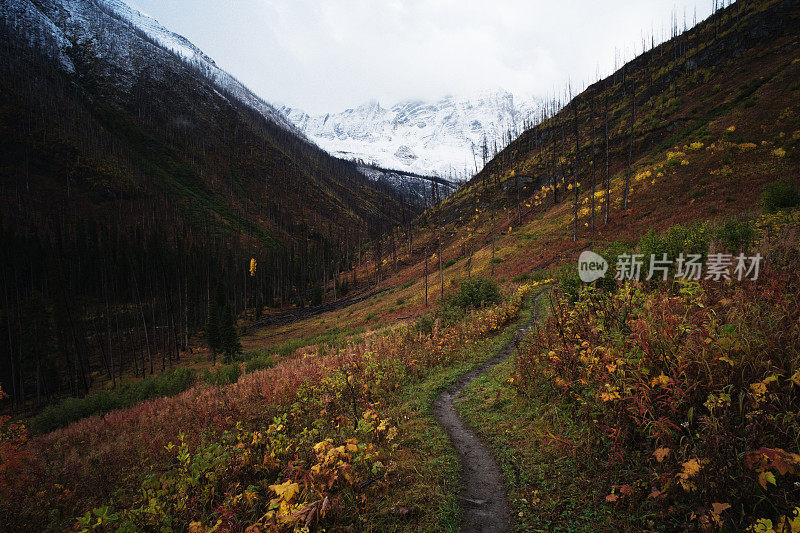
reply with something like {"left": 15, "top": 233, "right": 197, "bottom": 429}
{"left": 432, "top": 293, "right": 543, "bottom": 533}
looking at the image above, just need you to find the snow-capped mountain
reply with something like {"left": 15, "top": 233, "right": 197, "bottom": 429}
{"left": 0, "top": 0, "right": 300, "bottom": 136}
{"left": 281, "top": 91, "right": 541, "bottom": 181}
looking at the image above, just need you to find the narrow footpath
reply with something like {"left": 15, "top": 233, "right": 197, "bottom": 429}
{"left": 432, "top": 292, "right": 544, "bottom": 532}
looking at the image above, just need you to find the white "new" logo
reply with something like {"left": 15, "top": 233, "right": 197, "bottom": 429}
{"left": 577, "top": 251, "right": 608, "bottom": 282}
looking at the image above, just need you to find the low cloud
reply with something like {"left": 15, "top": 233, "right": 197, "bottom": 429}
{"left": 128, "top": 0, "right": 713, "bottom": 113}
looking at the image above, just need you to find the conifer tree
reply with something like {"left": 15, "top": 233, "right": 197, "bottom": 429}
{"left": 219, "top": 305, "right": 241, "bottom": 364}
{"left": 205, "top": 287, "right": 223, "bottom": 365}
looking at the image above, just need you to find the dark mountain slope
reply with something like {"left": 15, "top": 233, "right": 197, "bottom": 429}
{"left": 0, "top": 0, "right": 409, "bottom": 410}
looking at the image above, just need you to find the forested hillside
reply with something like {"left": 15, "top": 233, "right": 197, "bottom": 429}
{"left": 0, "top": 0, "right": 410, "bottom": 411}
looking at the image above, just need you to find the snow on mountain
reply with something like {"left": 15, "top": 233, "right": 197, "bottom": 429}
{"left": 0, "top": 0, "right": 301, "bottom": 137}
{"left": 0, "top": 0, "right": 74, "bottom": 71}
{"left": 281, "top": 90, "right": 540, "bottom": 182}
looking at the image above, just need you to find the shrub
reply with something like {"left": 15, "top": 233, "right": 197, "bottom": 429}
{"left": 592, "top": 242, "right": 632, "bottom": 293}
{"left": 435, "top": 278, "right": 502, "bottom": 326}
{"left": 760, "top": 180, "right": 799, "bottom": 213}
{"left": 512, "top": 272, "right": 532, "bottom": 283}
{"left": 637, "top": 222, "right": 712, "bottom": 266}
{"left": 516, "top": 271, "right": 800, "bottom": 531}
{"left": 436, "top": 300, "right": 466, "bottom": 327}
{"left": 555, "top": 264, "right": 581, "bottom": 303}
{"left": 202, "top": 364, "right": 241, "bottom": 387}
{"left": 717, "top": 219, "right": 755, "bottom": 252}
{"left": 31, "top": 368, "right": 196, "bottom": 434}
{"left": 414, "top": 314, "right": 435, "bottom": 335}
{"left": 450, "top": 278, "right": 501, "bottom": 310}
{"left": 244, "top": 355, "right": 276, "bottom": 374}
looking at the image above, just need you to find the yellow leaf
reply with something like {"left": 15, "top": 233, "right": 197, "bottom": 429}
{"left": 313, "top": 441, "right": 330, "bottom": 454}
{"left": 758, "top": 471, "right": 777, "bottom": 489}
{"left": 787, "top": 507, "right": 800, "bottom": 533}
{"left": 244, "top": 491, "right": 258, "bottom": 507}
{"left": 650, "top": 373, "right": 670, "bottom": 387}
{"left": 654, "top": 447, "right": 670, "bottom": 463}
{"left": 678, "top": 458, "right": 702, "bottom": 479}
{"left": 752, "top": 518, "right": 775, "bottom": 533}
{"left": 269, "top": 480, "right": 300, "bottom": 502}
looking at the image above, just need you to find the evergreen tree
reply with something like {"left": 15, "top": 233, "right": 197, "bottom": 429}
{"left": 205, "top": 287, "right": 223, "bottom": 364}
{"left": 219, "top": 305, "right": 241, "bottom": 364}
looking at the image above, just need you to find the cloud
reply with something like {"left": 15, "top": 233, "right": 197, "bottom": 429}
{"left": 127, "top": 0, "right": 713, "bottom": 113}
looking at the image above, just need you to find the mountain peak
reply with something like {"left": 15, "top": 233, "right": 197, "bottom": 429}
{"left": 283, "top": 90, "right": 540, "bottom": 180}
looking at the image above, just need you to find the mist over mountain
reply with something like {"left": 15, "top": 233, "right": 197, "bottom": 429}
{"left": 281, "top": 90, "right": 541, "bottom": 181}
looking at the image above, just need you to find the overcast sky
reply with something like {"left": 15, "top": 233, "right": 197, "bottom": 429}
{"left": 126, "top": 0, "right": 714, "bottom": 114}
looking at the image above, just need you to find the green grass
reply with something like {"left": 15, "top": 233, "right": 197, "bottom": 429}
{"left": 202, "top": 363, "right": 241, "bottom": 386}
{"left": 399, "top": 280, "right": 415, "bottom": 290}
{"left": 457, "top": 360, "right": 622, "bottom": 531}
{"left": 243, "top": 354, "right": 277, "bottom": 373}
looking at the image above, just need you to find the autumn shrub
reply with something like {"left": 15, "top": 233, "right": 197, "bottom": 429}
{"left": 514, "top": 264, "right": 800, "bottom": 530}
{"left": 31, "top": 367, "right": 196, "bottom": 434}
{"left": 760, "top": 180, "right": 800, "bottom": 213}
{"left": 436, "top": 300, "right": 467, "bottom": 327}
{"left": 414, "top": 313, "right": 435, "bottom": 335}
{"left": 0, "top": 386, "right": 29, "bottom": 501}
{"left": 103, "top": 283, "right": 536, "bottom": 530}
